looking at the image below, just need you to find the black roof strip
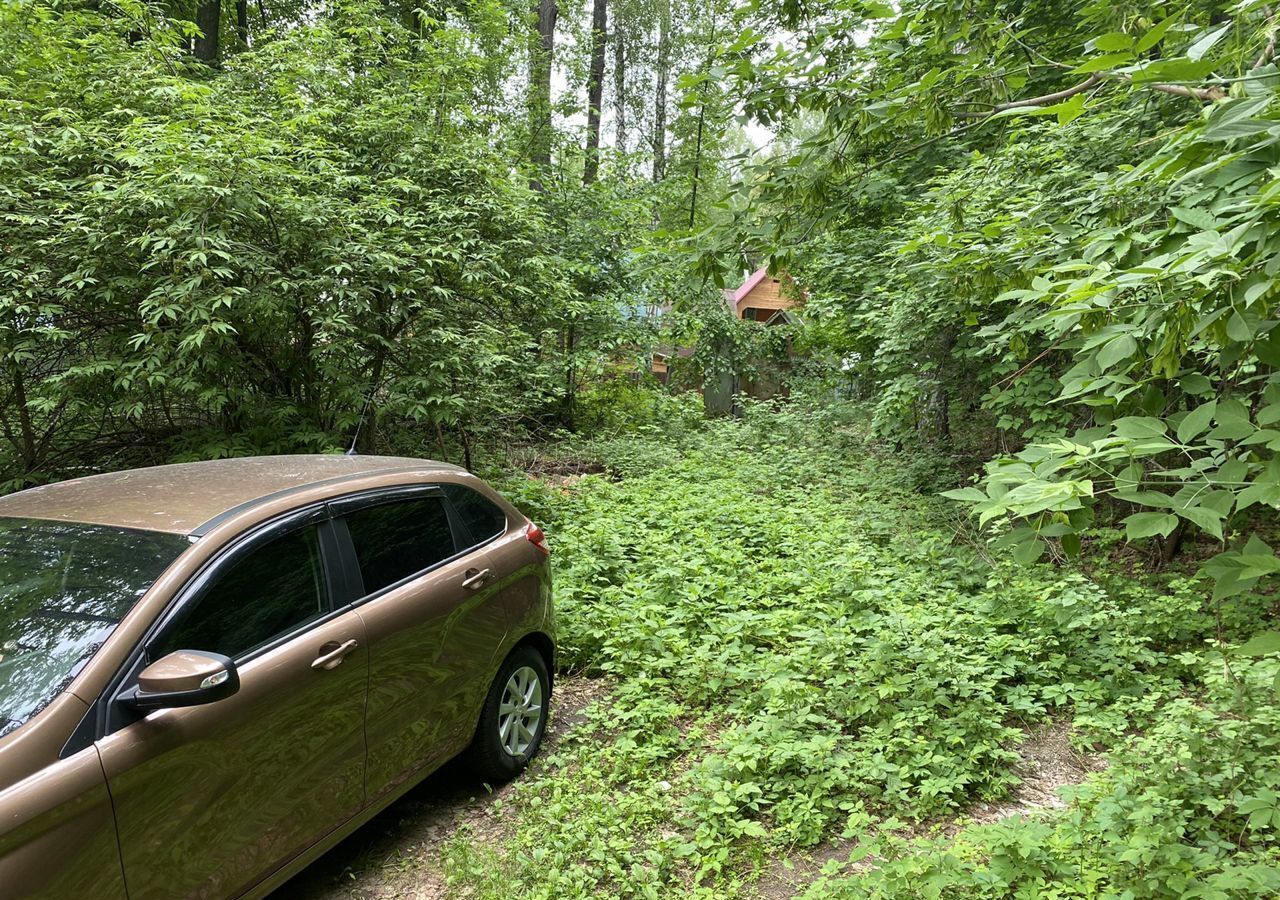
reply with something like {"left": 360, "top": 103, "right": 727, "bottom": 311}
{"left": 187, "top": 465, "right": 435, "bottom": 538}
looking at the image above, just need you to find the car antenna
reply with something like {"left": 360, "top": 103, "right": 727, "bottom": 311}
{"left": 347, "top": 388, "right": 376, "bottom": 456}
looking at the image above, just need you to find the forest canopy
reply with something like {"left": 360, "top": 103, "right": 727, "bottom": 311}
{"left": 5, "top": 0, "right": 1280, "bottom": 586}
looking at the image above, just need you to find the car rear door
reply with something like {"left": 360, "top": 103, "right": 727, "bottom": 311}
{"left": 330, "top": 486, "right": 508, "bottom": 804}
{"left": 93, "top": 511, "right": 369, "bottom": 900}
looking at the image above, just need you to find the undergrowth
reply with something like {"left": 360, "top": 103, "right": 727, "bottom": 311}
{"left": 445, "top": 404, "right": 1280, "bottom": 899}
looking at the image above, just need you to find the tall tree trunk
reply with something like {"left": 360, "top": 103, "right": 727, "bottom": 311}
{"left": 921, "top": 328, "right": 956, "bottom": 443}
{"left": 194, "top": 0, "right": 220, "bottom": 63}
{"left": 613, "top": 25, "right": 627, "bottom": 158}
{"left": 528, "top": 0, "right": 559, "bottom": 192}
{"left": 6, "top": 366, "right": 37, "bottom": 473}
{"left": 583, "top": 0, "right": 608, "bottom": 185}
{"left": 235, "top": 0, "right": 248, "bottom": 49}
{"left": 688, "top": 31, "right": 718, "bottom": 226}
{"left": 651, "top": 0, "right": 671, "bottom": 182}
{"left": 688, "top": 102, "right": 705, "bottom": 226}
{"left": 563, "top": 323, "right": 577, "bottom": 428}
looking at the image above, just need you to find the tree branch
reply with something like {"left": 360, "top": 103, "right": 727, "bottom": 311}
{"left": 1253, "top": 7, "right": 1278, "bottom": 69}
{"left": 1146, "top": 81, "right": 1226, "bottom": 101}
{"left": 955, "top": 74, "right": 1102, "bottom": 117}
{"left": 954, "top": 69, "right": 1225, "bottom": 120}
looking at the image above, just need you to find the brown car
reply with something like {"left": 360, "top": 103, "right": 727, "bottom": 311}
{"left": 0, "top": 455, "right": 554, "bottom": 900}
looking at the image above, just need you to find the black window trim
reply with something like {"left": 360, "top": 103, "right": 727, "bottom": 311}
{"left": 329, "top": 483, "right": 504, "bottom": 606}
{"left": 67, "top": 502, "right": 355, "bottom": 753}
{"left": 441, "top": 482, "right": 509, "bottom": 547}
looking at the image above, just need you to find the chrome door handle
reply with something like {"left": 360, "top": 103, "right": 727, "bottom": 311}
{"left": 311, "top": 639, "right": 359, "bottom": 671}
{"left": 461, "top": 568, "right": 492, "bottom": 590}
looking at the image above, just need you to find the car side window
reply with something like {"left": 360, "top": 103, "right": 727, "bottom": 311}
{"left": 442, "top": 484, "right": 507, "bottom": 546}
{"left": 344, "top": 496, "right": 457, "bottom": 596}
{"left": 151, "top": 525, "right": 330, "bottom": 661}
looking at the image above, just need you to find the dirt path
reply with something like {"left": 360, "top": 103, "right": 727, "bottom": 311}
{"left": 753, "top": 720, "right": 1103, "bottom": 898}
{"left": 272, "top": 675, "right": 609, "bottom": 900}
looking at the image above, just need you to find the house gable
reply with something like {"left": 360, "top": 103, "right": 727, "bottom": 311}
{"left": 730, "top": 267, "right": 800, "bottom": 319}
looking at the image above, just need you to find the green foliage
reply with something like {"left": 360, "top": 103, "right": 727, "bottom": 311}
{"left": 438, "top": 405, "right": 1278, "bottom": 897}
{"left": 805, "top": 656, "right": 1280, "bottom": 899}
{"left": 704, "top": 0, "right": 1280, "bottom": 605}
{"left": 0, "top": 0, "right": 583, "bottom": 480}
{"left": 0, "top": 0, "right": 739, "bottom": 487}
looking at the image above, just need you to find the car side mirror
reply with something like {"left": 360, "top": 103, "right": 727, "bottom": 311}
{"left": 125, "top": 650, "right": 239, "bottom": 711}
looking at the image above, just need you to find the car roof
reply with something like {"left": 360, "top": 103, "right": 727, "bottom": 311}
{"left": 0, "top": 455, "right": 465, "bottom": 536}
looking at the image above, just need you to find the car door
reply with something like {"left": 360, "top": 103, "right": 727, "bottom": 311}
{"left": 331, "top": 486, "right": 508, "bottom": 803}
{"left": 94, "top": 513, "right": 368, "bottom": 900}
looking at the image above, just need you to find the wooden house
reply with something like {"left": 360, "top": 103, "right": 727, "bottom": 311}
{"left": 726, "top": 267, "right": 803, "bottom": 325}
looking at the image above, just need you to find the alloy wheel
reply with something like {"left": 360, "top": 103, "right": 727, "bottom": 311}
{"left": 498, "top": 665, "right": 543, "bottom": 757}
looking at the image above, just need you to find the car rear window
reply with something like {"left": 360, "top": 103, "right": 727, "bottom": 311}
{"left": 0, "top": 517, "right": 186, "bottom": 738}
{"left": 345, "top": 496, "right": 457, "bottom": 595}
{"left": 442, "top": 484, "right": 507, "bottom": 546}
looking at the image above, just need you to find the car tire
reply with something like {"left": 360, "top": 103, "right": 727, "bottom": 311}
{"left": 466, "top": 645, "right": 551, "bottom": 783}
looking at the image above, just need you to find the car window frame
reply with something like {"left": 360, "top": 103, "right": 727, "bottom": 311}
{"left": 82, "top": 503, "right": 356, "bottom": 747}
{"left": 143, "top": 515, "right": 341, "bottom": 666}
{"left": 327, "top": 483, "right": 503, "bottom": 605}
{"left": 66, "top": 479, "right": 512, "bottom": 754}
{"left": 441, "top": 482, "right": 509, "bottom": 548}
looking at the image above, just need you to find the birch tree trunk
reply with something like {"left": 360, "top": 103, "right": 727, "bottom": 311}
{"left": 613, "top": 23, "right": 627, "bottom": 159}
{"left": 651, "top": 0, "right": 670, "bottom": 182}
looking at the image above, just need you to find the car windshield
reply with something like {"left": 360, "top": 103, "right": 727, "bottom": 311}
{"left": 0, "top": 517, "right": 187, "bottom": 738}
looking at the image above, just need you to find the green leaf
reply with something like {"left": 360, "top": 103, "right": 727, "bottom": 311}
{"left": 1238, "top": 480, "right": 1280, "bottom": 511}
{"left": 1177, "top": 400, "right": 1217, "bottom": 443}
{"left": 1097, "top": 334, "right": 1137, "bottom": 370}
{"left": 1211, "top": 398, "right": 1254, "bottom": 440}
{"left": 1177, "top": 505, "right": 1224, "bottom": 540}
{"left": 1134, "top": 16, "right": 1178, "bottom": 54}
{"left": 1227, "top": 311, "right": 1256, "bottom": 341}
{"left": 1093, "top": 32, "right": 1134, "bottom": 52}
{"left": 1011, "top": 537, "right": 1045, "bottom": 565}
{"left": 1053, "top": 93, "right": 1087, "bottom": 125}
{"left": 1257, "top": 403, "right": 1280, "bottom": 426}
{"left": 1187, "top": 22, "right": 1231, "bottom": 61}
{"left": 1112, "top": 416, "right": 1167, "bottom": 439}
{"left": 941, "top": 487, "right": 986, "bottom": 502}
{"left": 1123, "top": 512, "right": 1178, "bottom": 540}
{"left": 1072, "top": 52, "right": 1134, "bottom": 74}
{"left": 1171, "top": 207, "right": 1219, "bottom": 230}
{"left": 1202, "top": 119, "right": 1276, "bottom": 142}
{"left": 1201, "top": 96, "right": 1273, "bottom": 142}
{"left": 1060, "top": 532, "right": 1081, "bottom": 557}
{"left": 1180, "top": 373, "right": 1214, "bottom": 395}
{"left": 1131, "top": 58, "right": 1217, "bottom": 84}
{"left": 1238, "top": 632, "right": 1280, "bottom": 657}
